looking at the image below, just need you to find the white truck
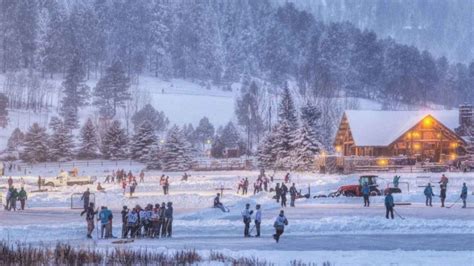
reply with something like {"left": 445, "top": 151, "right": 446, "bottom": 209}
{"left": 42, "top": 171, "right": 96, "bottom": 187}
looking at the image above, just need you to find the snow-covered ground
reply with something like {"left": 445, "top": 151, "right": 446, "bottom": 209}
{"left": 1, "top": 166, "right": 473, "bottom": 265}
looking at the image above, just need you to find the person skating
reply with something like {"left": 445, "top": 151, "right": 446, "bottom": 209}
{"left": 289, "top": 183, "right": 297, "bottom": 207}
{"left": 5, "top": 187, "right": 12, "bottom": 210}
{"left": 237, "top": 178, "right": 244, "bottom": 194}
{"left": 129, "top": 180, "right": 137, "bottom": 197}
{"left": 164, "top": 202, "right": 173, "bottom": 237}
{"left": 255, "top": 204, "right": 262, "bottom": 237}
{"left": 439, "top": 183, "right": 447, "bottom": 207}
{"left": 81, "top": 188, "right": 91, "bottom": 212}
{"left": 385, "top": 191, "right": 395, "bottom": 219}
{"left": 82, "top": 202, "right": 97, "bottom": 239}
{"left": 214, "top": 193, "right": 228, "bottom": 212}
{"left": 9, "top": 187, "right": 18, "bottom": 211}
{"left": 127, "top": 208, "right": 139, "bottom": 238}
{"left": 121, "top": 206, "right": 129, "bottom": 238}
{"left": 243, "top": 178, "right": 249, "bottom": 195}
{"left": 139, "top": 170, "right": 145, "bottom": 183}
{"left": 98, "top": 206, "right": 113, "bottom": 238}
{"left": 150, "top": 204, "right": 161, "bottom": 238}
{"left": 280, "top": 183, "right": 288, "bottom": 208}
{"left": 7, "top": 176, "right": 13, "bottom": 187}
{"left": 393, "top": 175, "right": 400, "bottom": 188}
{"left": 160, "top": 202, "right": 167, "bottom": 237}
{"left": 284, "top": 173, "right": 290, "bottom": 183}
{"left": 461, "top": 183, "right": 468, "bottom": 208}
{"left": 241, "top": 203, "right": 253, "bottom": 237}
{"left": 273, "top": 210, "right": 288, "bottom": 243}
{"left": 424, "top": 183, "right": 434, "bottom": 207}
{"left": 275, "top": 183, "right": 281, "bottom": 203}
{"left": 164, "top": 176, "right": 170, "bottom": 195}
{"left": 362, "top": 182, "right": 370, "bottom": 207}
{"left": 37, "top": 176, "right": 42, "bottom": 191}
{"left": 18, "top": 187, "right": 27, "bottom": 210}
{"left": 182, "top": 172, "right": 189, "bottom": 181}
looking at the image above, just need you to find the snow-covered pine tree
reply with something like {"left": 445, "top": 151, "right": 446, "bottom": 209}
{"left": 0, "top": 93, "right": 9, "bottom": 128}
{"left": 60, "top": 53, "right": 90, "bottom": 129}
{"left": 278, "top": 82, "right": 298, "bottom": 128}
{"left": 161, "top": 125, "right": 192, "bottom": 171}
{"left": 101, "top": 120, "right": 128, "bottom": 160}
{"left": 93, "top": 61, "right": 131, "bottom": 119}
{"left": 292, "top": 122, "right": 322, "bottom": 170}
{"left": 48, "top": 116, "right": 63, "bottom": 131}
{"left": 7, "top": 128, "right": 24, "bottom": 152}
{"left": 130, "top": 121, "right": 157, "bottom": 162}
{"left": 49, "top": 125, "right": 75, "bottom": 161}
{"left": 77, "top": 118, "right": 99, "bottom": 159}
{"left": 257, "top": 128, "right": 278, "bottom": 169}
{"left": 131, "top": 104, "right": 169, "bottom": 133}
{"left": 21, "top": 123, "right": 49, "bottom": 163}
{"left": 194, "top": 117, "right": 215, "bottom": 150}
{"left": 146, "top": 142, "right": 162, "bottom": 169}
{"left": 273, "top": 120, "right": 296, "bottom": 169}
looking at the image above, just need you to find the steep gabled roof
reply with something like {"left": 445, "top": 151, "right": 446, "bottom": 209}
{"left": 344, "top": 110, "right": 460, "bottom": 147}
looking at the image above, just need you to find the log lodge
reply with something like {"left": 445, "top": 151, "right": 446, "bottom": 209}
{"left": 333, "top": 108, "right": 472, "bottom": 163}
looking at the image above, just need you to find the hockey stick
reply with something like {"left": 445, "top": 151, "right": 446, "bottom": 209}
{"left": 393, "top": 208, "right": 405, "bottom": 220}
{"left": 446, "top": 198, "right": 461, "bottom": 208}
{"left": 248, "top": 224, "right": 256, "bottom": 235}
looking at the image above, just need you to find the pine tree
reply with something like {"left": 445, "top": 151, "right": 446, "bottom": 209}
{"left": 292, "top": 122, "right": 322, "bottom": 170}
{"left": 93, "top": 61, "right": 131, "bottom": 119}
{"left": 48, "top": 116, "right": 63, "bottom": 132}
{"left": 130, "top": 121, "right": 157, "bottom": 162}
{"left": 0, "top": 93, "right": 9, "bottom": 128}
{"left": 235, "top": 81, "right": 264, "bottom": 152}
{"left": 194, "top": 117, "right": 215, "bottom": 150}
{"left": 7, "top": 128, "right": 24, "bottom": 152}
{"left": 273, "top": 120, "right": 295, "bottom": 169}
{"left": 146, "top": 143, "right": 162, "bottom": 169}
{"left": 278, "top": 83, "right": 298, "bottom": 128}
{"left": 77, "top": 118, "right": 99, "bottom": 159}
{"left": 161, "top": 125, "right": 192, "bottom": 171}
{"left": 21, "top": 123, "right": 49, "bottom": 163}
{"left": 257, "top": 128, "right": 278, "bottom": 169}
{"left": 101, "top": 120, "right": 128, "bottom": 160}
{"left": 131, "top": 104, "right": 169, "bottom": 133}
{"left": 220, "top": 122, "right": 241, "bottom": 148}
{"left": 60, "top": 53, "right": 90, "bottom": 129}
{"left": 49, "top": 125, "right": 75, "bottom": 161}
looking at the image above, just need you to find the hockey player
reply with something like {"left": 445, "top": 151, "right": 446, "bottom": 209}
{"left": 255, "top": 204, "right": 262, "bottom": 237}
{"left": 98, "top": 206, "right": 113, "bottom": 238}
{"left": 275, "top": 183, "right": 281, "bottom": 203}
{"left": 273, "top": 210, "right": 288, "bottom": 243}
{"left": 121, "top": 206, "right": 129, "bottom": 238}
{"left": 127, "top": 208, "right": 139, "bottom": 238}
{"left": 289, "top": 183, "right": 297, "bottom": 207}
{"left": 160, "top": 202, "right": 167, "bottom": 237}
{"left": 241, "top": 203, "right": 253, "bottom": 237}
{"left": 164, "top": 202, "right": 173, "bottom": 237}
{"left": 81, "top": 188, "right": 90, "bottom": 212}
{"left": 424, "top": 183, "right": 434, "bottom": 207}
{"left": 18, "top": 187, "right": 27, "bottom": 210}
{"left": 362, "top": 182, "right": 370, "bottom": 207}
{"left": 214, "top": 193, "right": 228, "bottom": 212}
{"left": 150, "top": 204, "right": 161, "bottom": 238}
{"left": 461, "top": 183, "right": 468, "bottom": 208}
{"left": 385, "top": 191, "right": 394, "bottom": 219}
{"left": 280, "top": 183, "right": 288, "bottom": 208}
{"left": 81, "top": 202, "right": 97, "bottom": 239}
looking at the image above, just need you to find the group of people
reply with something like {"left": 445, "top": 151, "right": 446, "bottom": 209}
{"left": 423, "top": 174, "right": 469, "bottom": 208}
{"left": 3, "top": 176, "right": 28, "bottom": 211}
{"left": 121, "top": 202, "right": 174, "bottom": 239}
{"left": 81, "top": 199, "right": 174, "bottom": 239}
{"left": 241, "top": 203, "right": 288, "bottom": 243}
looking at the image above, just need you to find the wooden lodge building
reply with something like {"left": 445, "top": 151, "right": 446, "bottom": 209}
{"left": 333, "top": 109, "right": 472, "bottom": 162}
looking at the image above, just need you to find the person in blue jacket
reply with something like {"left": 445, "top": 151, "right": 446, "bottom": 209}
{"left": 424, "top": 183, "right": 434, "bottom": 207}
{"left": 385, "top": 191, "right": 394, "bottom": 219}
{"left": 461, "top": 183, "right": 468, "bottom": 208}
{"left": 362, "top": 182, "right": 370, "bottom": 207}
{"left": 98, "top": 206, "right": 113, "bottom": 238}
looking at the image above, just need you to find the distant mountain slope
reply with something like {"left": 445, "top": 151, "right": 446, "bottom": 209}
{"left": 281, "top": 0, "right": 473, "bottom": 64}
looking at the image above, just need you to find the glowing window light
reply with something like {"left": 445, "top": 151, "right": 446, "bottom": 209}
{"left": 377, "top": 158, "right": 388, "bottom": 166}
{"left": 450, "top": 142, "right": 458, "bottom": 148}
{"left": 335, "top": 145, "right": 342, "bottom": 153}
{"left": 423, "top": 117, "right": 433, "bottom": 127}
{"left": 450, "top": 153, "right": 457, "bottom": 160}
{"left": 413, "top": 143, "right": 421, "bottom": 150}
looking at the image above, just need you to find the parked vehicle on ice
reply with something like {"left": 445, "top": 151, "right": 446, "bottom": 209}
{"left": 329, "top": 175, "right": 383, "bottom": 197}
{"left": 42, "top": 170, "right": 96, "bottom": 187}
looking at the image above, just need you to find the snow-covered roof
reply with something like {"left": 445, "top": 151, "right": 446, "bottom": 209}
{"left": 344, "top": 110, "right": 460, "bottom": 147}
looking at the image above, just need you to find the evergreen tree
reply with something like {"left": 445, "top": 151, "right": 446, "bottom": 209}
{"left": 146, "top": 142, "right": 162, "bottom": 169}
{"left": 48, "top": 116, "right": 63, "bottom": 132}
{"left": 161, "top": 125, "right": 192, "bottom": 171}
{"left": 273, "top": 120, "right": 295, "bottom": 169}
{"left": 257, "top": 128, "right": 278, "bottom": 169}
{"left": 220, "top": 122, "right": 241, "bottom": 148}
{"left": 278, "top": 83, "right": 298, "bottom": 127}
{"left": 0, "top": 93, "right": 9, "bottom": 128}
{"left": 194, "top": 117, "right": 215, "bottom": 150}
{"left": 93, "top": 61, "right": 131, "bottom": 119}
{"left": 77, "top": 118, "right": 99, "bottom": 159}
{"left": 7, "top": 128, "right": 25, "bottom": 152}
{"left": 60, "top": 53, "right": 90, "bottom": 129}
{"left": 235, "top": 81, "right": 264, "bottom": 152}
{"left": 21, "top": 123, "right": 49, "bottom": 163}
{"left": 182, "top": 123, "right": 196, "bottom": 147}
{"left": 292, "top": 122, "right": 322, "bottom": 170}
{"left": 130, "top": 121, "right": 157, "bottom": 162}
{"left": 49, "top": 125, "right": 75, "bottom": 161}
{"left": 101, "top": 120, "right": 128, "bottom": 159}
{"left": 131, "top": 104, "right": 169, "bottom": 133}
